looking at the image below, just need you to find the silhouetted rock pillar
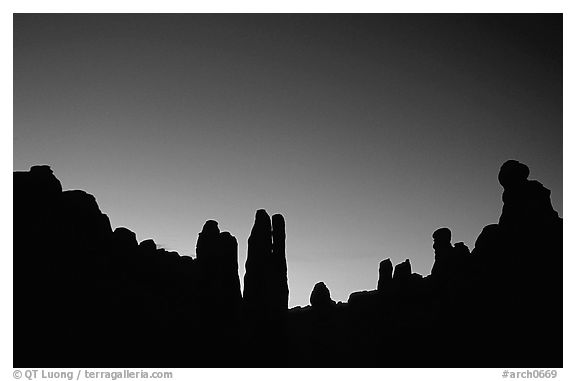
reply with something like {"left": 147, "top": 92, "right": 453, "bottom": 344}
{"left": 272, "top": 214, "right": 289, "bottom": 311}
{"left": 243, "top": 209, "right": 273, "bottom": 316}
{"left": 310, "top": 282, "right": 335, "bottom": 309}
{"left": 196, "top": 220, "right": 242, "bottom": 312}
{"left": 431, "top": 227, "right": 454, "bottom": 278}
{"left": 498, "top": 160, "right": 559, "bottom": 229}
{"left": 377, "top": 258, "right": 393, "bottom": 291}
{"left": 393, "top": 259, "right": 412, "bottom": 281}
{"left": 217, "top": 231, "right": 243, "bottom": 309}
{"left": 495, "top": 160, "right": 562, "bottom": 298}
{"left": 196, "top": 220, "right": 220, "bottom": 262}
{"left": 243, "top": 209, "right": 289, "bottom": 334}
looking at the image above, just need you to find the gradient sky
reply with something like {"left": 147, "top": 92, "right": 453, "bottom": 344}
{"left": 14, "top": 14, "right": 562, "bottom": 307}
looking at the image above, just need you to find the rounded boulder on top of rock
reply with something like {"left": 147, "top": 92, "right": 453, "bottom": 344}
{"left": 310, "top": 282, "right": 335, "bottom": 309}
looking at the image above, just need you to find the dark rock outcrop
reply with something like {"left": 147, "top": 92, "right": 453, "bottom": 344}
{"left": 195, "top": 220, "right": 242, "bottom": 315}
{"left": 13, "top": 159, "right": 562, "bottom": 368}
{"left": 272, "top": 214, "right": 289, "bottom": 312}
{"left": 310, "top": 282, "right": 335, "bottom": 309}
{"left": 392, "top": 259, "right": 412, "bottom": 281}
{"left": 138, "top": 238, "right": 157, "bottom": 253}
{"left": 498, "top": 159, "right": 559, "bottom": 228}
{"left": 431, "top": 227, "right": 455, "bottom": 279}
{"left": 377, "top": 258, "right": 393, "bottom": 291}
{"left": 453, "top": 242, "right": 470, "bottom": 256}
{"left": 112, "top": 227, "right": 138, "bottom": 252}
{"left": 243, "top": 209, "right": 289, "bottom": 318}
{"left": 243, "top": 209, "right": 273, "bottom": 315}
{"left": 13, "top": 165, "right": 245, "bottom": 367}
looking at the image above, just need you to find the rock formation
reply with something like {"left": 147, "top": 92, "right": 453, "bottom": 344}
{"left": 272, "top": 214, "right": 289, "bottom": 311}
{"left": 498, "top": 159, "right": 559, "bottom": 229}
{"left": 310, "top": 282, "right": 335, "bottom": 309}
{"left": 243, "top": 209, "right": 289, "bottom": 318}
{"left": 377, "top": 258, "right": 393, "bottom": 291}
{"left": 393, "top": 259, "right": 412, "bottom": 281}
{"left": 195, "top": 220, "right": 242, "bottom": 313}
{"left": 113, "top": 227, "right": 138, "bottom": 252}
{"left": 430, "top": 227, "right": 455, "bottom": 279}
{"left": 13, "top": 160, "right": 562, "bottom": 368}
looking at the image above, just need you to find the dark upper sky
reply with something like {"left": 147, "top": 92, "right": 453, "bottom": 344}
{"left": 14, "top": 14, "right": 562, "bottom": 307}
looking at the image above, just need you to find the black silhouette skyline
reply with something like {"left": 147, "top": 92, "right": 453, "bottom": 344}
{"left": 14, "top": 14, "right": 562, "bottom": 308}
{"left": 13, "top": 12, "right": 564, "bottom": 369}
{"left": 13, "top": 159, "right": 562, "bottom": 367}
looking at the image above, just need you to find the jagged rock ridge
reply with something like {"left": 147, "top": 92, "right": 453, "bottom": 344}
{"left": 13, "top": 160, "right": 562, "bottom": 367}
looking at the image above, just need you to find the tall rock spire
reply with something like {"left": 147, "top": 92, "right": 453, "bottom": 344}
{"left": 272, "top": 213, "right": 289, "bottom": 311}
{"left": 196, "top": 220, "right": 242, "bottom": 313}
{"left": 243, "top": 209, "right": 289, "bottom": 317}
{"left": 377, "top": 258, "right": 393, "bottom": 291}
